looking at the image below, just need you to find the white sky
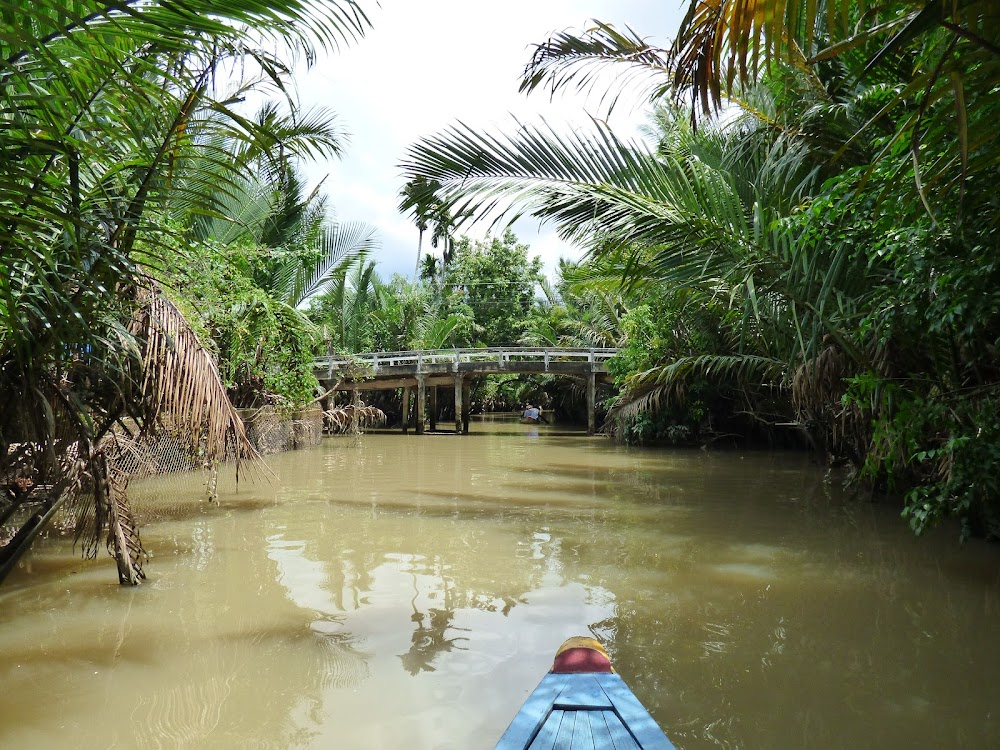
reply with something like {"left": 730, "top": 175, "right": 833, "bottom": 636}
{"left": 292, "top": 1, "right": 685, "bottom": 282}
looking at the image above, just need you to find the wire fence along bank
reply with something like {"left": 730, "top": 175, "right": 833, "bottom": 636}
{"left": 109, "top": 407, "right": 325, "bottom": 481}
{"left": 0, "top": 408, "right": 329, "bottom": 560}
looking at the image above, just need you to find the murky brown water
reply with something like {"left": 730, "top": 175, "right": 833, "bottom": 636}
{"left": 1, "top": 419, "right": 998, "bottom": 749}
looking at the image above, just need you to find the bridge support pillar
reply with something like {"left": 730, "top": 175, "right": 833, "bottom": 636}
{"left": 402, "top": 387, "right": 411, "bottom": 433}
{"left": 416, "top": 376, "right": 426, "bottom": 435}
{"left": 454, "top": 375, "right": 464, "bottom": 434}
{"left": 429, "top": 386, "right": 437, "bottom": 431}
{"left": 351, "top": 388, "right": 360, "bottom": 435}
{"left": 462, "top": 382, "right": 471, "bottom": 434}
{"left": 587, "top": 371, "right": 596, "bottom": 436}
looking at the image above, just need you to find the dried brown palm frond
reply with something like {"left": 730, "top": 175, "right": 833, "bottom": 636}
{"left": 60, "top": 288, "right": 263, "bottom": 585}
{"left": 323, "top": 404, "right": 387, "bottom": 434}
{"left": 791, "top": 338, "right": 869, "bottom": 462}
{"left": 133, "top": 288, "right": 259, "bottom": 468}
{"left": 323, "top": 409, "right": 350, "bottom": 432}
{"left": 791, "top": 339, "right": 847, "bottom": 418}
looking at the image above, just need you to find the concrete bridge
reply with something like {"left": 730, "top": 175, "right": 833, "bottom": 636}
{"left": 314, "top": 347, "right": 619, "bottom": 435}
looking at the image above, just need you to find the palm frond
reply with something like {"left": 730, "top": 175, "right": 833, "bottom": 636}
{"left": 418, "top": 314, "right": 464, "bottom": 350}
{"left": 135, "top": 289, "right": 258, "bottom": 465}
{"left": 403, "top": 117, "right": 753, "bottom": 271}
{"left": 293, "top": 223, "right": 379, "bottom": 306}
{"left": 3, "top": 0, "right": 371, "bottom": 68}
{"left": 668, "top": 0, "right": 856, "bottom": 119}
{"left": 606, "top": 381, "right": 678, "bottom": 426}
{"left": 639, "top": 353, "right": 787, "bottom": 389}
{"left": 608, "top": 353, "right": 787, "bottom": 426}
{"left": 520, "top": 21, "right": 670, "bottom": 112}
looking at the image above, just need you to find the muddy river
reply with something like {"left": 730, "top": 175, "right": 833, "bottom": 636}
{"left": 1, "top": 419, "right": 997, "bottom": 748}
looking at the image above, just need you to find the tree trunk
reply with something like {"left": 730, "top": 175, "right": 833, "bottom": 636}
{"left": 94, "top": 451, "right": 144, "bottom": 586}
{"left": 414, "top": 228, "right": 424, "bottom": 281}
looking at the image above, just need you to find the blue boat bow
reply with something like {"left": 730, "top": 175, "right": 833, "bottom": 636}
{"left": 494, "top": 637, "right": 676, "bottom": 750}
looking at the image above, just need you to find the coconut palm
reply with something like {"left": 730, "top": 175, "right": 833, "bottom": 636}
{"left": 522, "top": 5, "right": 999, "bottom": 218}
{"left": 399, "top": 177, "right": 441, "bottom": 281}
{"left": 402, "top": 17, "right": 916, "bottom": 450}
{"left": 366, "top": 275, "right": 466, "bottom": 351}
{"left": 527, "top": 259, "right": 629, "bottom": 350}
{"left": 0, "top": 0, "right": 372, "bottom": 584}
{"left": 179, "top": 147, "right": 379, "bottom": 406}
{"left": 316, "top": 255, "right": 383, "bottom": 355}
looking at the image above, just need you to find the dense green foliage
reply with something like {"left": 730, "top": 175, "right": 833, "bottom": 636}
{"left": 442, "top": 231, "right": 543, "bottom": 346}
{"left": 165, "top": 163, "right": 377, "bottom": 408}
{"left": 309, "top": 230, "right": 562, "bottom": 412}
{"left": 0, "top": 0, "right": 372, "bottom": 583}
{"left": 401, "top": 2, "right": 1000, "bottom": 537}
{"left": 310, "top": 230, "right": 543, "bottom": 351}
{"left": 5, "top": 0, "right": 997, "bottom": 589}
{"left": 168, "top": 239, "right": 322, "bottom": 408}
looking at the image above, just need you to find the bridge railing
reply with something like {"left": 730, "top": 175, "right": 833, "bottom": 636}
{"left": 314, "top": 347, "right": 619, "bottom": 374}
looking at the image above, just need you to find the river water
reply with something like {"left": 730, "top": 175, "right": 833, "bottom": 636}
{"left": 1, "top": 419, "right": 998, "bottom": 749}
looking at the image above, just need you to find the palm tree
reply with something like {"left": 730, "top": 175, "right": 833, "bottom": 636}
{"left": 399, "top": 23, "right": 900, "bottom": 442}
{"left": 316, "top": 255, "right": 383, "bottom": 355}
{"left": 365, "top": 275, "right": 465, "bottom": 351}
{"left": 527, "top": 259, "right": 628, "bottom": 349}
{"left": 430, "top": 203, "right": 460, "bottom": 269}
{"left": 0, "top": 0, "right": 372, "bottom": 585}
{"left": 520, "top": 5, "right": 999, "bottom": 218}
{"left": 399, "top": 177, "right": 440, "bottom": 281}
{"left": 182, "top": 147, "right": 378, "bottom": 406}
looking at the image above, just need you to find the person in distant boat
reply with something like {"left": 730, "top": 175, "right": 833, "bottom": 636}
{"left": 522, "top": 403, "right": 540, "bottom": 422}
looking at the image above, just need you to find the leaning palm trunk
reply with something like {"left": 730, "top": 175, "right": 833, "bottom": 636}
{"left": 0, "top": 288, "right": 260, "bottom": 586}
{"left": 85, "top": 445, "right": 144, "bottom": 585}
{"left": 101, "top": 289, "right": 258, "bottom": 582}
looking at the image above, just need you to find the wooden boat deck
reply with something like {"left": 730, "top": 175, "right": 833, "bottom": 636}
{"left": 494, "top": 672, "right": 676, "bottom": 750}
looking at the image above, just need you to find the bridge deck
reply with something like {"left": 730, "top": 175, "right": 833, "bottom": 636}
{"left": 315, "top": 347, "right": 618, "bottom": 382}
{"left": 314, "top": 347, "right": 619, "bottom": 436}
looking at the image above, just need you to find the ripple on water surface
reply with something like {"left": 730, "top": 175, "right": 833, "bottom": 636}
{"left": 1, "top": 427, "right": 998, "bottom": 749}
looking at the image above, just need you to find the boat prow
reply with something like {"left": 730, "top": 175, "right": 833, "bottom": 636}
{"left": 494, "top": 637, "right": 676, "bottom": 749}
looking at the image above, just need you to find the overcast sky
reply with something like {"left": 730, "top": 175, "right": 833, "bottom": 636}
{"left": 292, "top": 1, "right": 685, "bottom": 281}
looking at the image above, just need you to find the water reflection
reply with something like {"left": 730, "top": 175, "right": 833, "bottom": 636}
{"left": 0, "top": 426, "right": 998, "bottom": 749}
{"left": 400, "top": 568, "right": 470, "bottom": 675}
